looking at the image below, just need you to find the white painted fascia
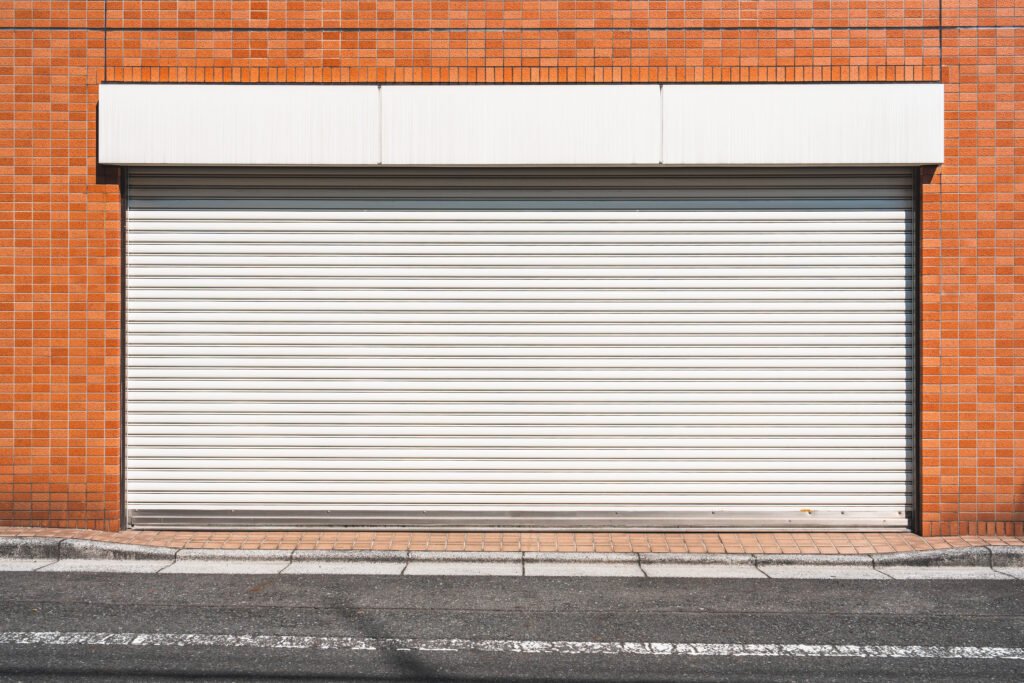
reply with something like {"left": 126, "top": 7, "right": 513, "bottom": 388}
{"left": 99, "top": 83, "right": 944, "bottom": 167}
{"left": 380, "top": 85, "right": 662, "bottom": 165}
{"left": 98, "top": 84, "right": 380, "bottom": 165}
{"left": 662, "top": 83, "right": 944, "bottom": 165}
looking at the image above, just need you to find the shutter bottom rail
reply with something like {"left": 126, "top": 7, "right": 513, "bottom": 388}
{"left": 127, "top": 507, "right": 910, "bottom": 530}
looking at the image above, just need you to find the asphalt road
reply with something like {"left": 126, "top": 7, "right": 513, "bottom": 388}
{"left": 0, "top": 571, "right": 1022, "bottom": 682}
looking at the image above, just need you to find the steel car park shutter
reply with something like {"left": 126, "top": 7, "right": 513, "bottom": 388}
{"left": 124, "top": 167, "right": 914, "bottom": 529}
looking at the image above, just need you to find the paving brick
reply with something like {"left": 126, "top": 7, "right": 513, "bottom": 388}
{"left": 1, "top": 529, "right": 1020, "bottom": 555}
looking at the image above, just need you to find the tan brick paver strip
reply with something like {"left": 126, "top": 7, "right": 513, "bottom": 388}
{"left": 1, "top": 527, "right": 1020, "bottom": 554}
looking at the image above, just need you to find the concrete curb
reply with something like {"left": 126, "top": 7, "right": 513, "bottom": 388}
{"left": 291, "top": 549, "right": 408, "bottom": 562}
{"left": 871, "top": 546, "right": 991, "bottom": 568}
{"left": 409, "top": 551, "right": 522, "bottom": 563}
{"left": 638, "top": 552, "right": 755, "bottom": 566}
{"left": 0, "top": 537, "right": 62, "bottom": 560}
{"left": 755, "top": 553, "right": 873, "bottom": 567}
{"left": 176, "top": 548, "right": 293, "bottom": 562}
{"left": 59, "top": 540, "right": 178, "bottom": 561}
{"left": 1, "top": 537, "right": 1022, "bottom": 570}
{"left": 524, "top": 552, "right": 639, "bottom": 564}
{"left": 990, "top": 545, "right": 1024, "bottom": 568}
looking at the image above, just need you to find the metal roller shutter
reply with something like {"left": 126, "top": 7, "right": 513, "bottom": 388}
{"left": 124, "top": 167, "right": 915, "bottom": 529}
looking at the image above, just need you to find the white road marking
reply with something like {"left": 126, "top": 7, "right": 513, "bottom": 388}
{"left": 0, "top": 631, "right": 1021, "bottom": 659}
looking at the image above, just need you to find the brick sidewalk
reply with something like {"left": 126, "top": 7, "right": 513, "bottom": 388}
{"left": 2, "top": 527, "right": 1021, "bottom": 555}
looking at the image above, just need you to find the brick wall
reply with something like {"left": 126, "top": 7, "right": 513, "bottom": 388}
{"left": 919, "top": 17, "right": 1024, "bottom": 536}
{"left": 1, "top": 1, "right": 1021, "bottom": 535}
{"left": 1, "top": 1, "right": 121, "bottom": 530}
